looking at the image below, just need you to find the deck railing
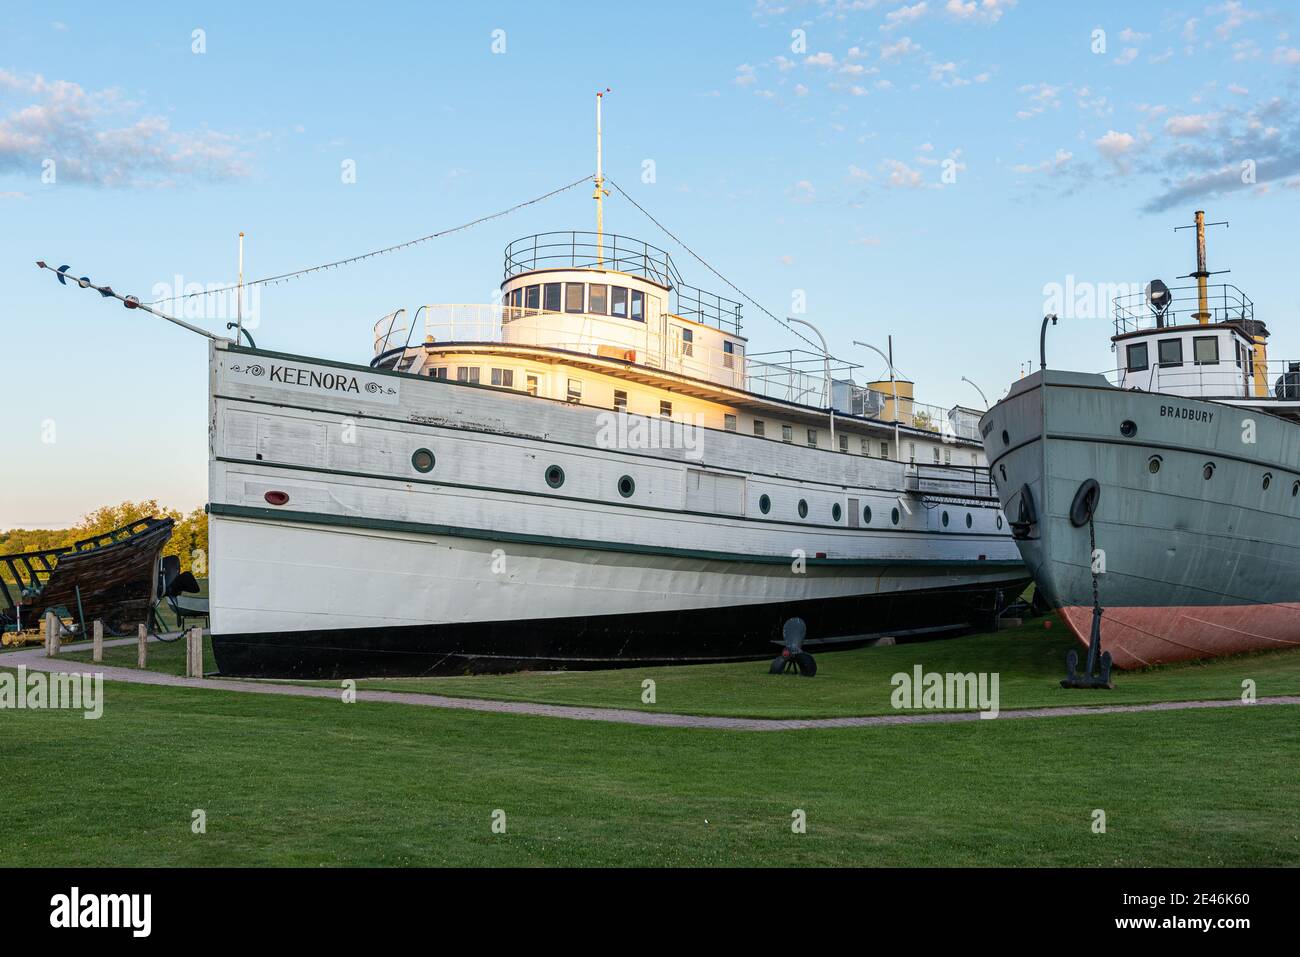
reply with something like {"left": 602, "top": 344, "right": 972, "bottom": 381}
{"left": 1112, "top": 283, "right": 1254, "bottom": 336}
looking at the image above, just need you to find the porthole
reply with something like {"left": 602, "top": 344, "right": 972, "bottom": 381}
{"left": 545, "top": 464, "right": 565, "bottom": 488}
{"left": 759, "top": 494, "right": 771, "bottom": 514}
{"left": 1120, "top": 419, "right": 1137, "bottom": 438}
{"left": 966, "top": 513, "right": 973, "bottom": 529}
{"left": 798, "top": 499, "right": 809, "bottom": 519}
{"left": 832, "top": 503, "right": 842, "bottom": 522}
{"left": 1148, "top": 455, "right": 1162, "bottom": 474}
{"left": 1203, "top": 462, "right": 1216, "bottom": 481}
{"left": 1263, "top": 472, "right": 1272, "bottom": 491}
{"left": 1001, "top": 430, "right": 1010, "bottom": 447}
{"left": 997, "top": 514, "right": 1004, "bottom": 530}
{"left": 891, "top": 507, "right": 900, "bottom": 525}
{"left": 617, "top": 475, "right": 635, "bottom": 498}
{"left": 411, "top": 448, "right": 435, "bottom": 473}
{"left": 863, "top": 505, "right": 872, "bottom": 524}
{"left": 942, "top": 511, "right": 950, "bottom": 527}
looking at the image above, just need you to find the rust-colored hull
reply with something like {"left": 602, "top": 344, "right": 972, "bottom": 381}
{"left": 1059, "top": 604, "right": 1300, "bottom": 669}
{"left": 12, "top": 520, "right": 174, "bottom": 634}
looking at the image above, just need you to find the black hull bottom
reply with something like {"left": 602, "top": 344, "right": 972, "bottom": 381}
{"left": 211, "top": 577, "right": 1030, "bottom": 678}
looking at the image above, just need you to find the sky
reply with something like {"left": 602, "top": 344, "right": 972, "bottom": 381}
{"left": 3, "top": 0, "right": 1300, "bottom": 527}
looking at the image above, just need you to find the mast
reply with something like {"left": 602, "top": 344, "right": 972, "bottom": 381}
{"left": 236, "top": 231, "right": 245, "bottom": 342}
{"left": 594, "top": 89, "right": 610, "bottom": 267}
{"left": 1175, "top": 209, "right": 1227, "bottom": 325}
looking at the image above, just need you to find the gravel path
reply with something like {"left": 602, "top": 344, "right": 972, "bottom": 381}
{"left": 4, "top": 641, "right": 1296, "bottom": 732}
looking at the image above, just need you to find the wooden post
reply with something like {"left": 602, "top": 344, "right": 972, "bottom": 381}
{"left": 186, "top": 626, "right": 203, "bottom": 678}
{"left": 45, "top": 611, "right": 60, "bottom": 657}
{"left": 137, "top": 623, "right": 148, "bottom": 669}
{"left": 92, "top": 620, "right": 104, "bottom": 663}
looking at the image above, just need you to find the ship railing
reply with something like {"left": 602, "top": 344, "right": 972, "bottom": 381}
{"left": 1112, "top": 283, "right": 1253, "bottom": 336}
{"left": 1105, "top": 357, "right": 1300, "bottom": 401}
{"left": 908, "top": 463, "right": 997, "bottom": 500}
{"left": 503, "top": 231, "right": 743, "bottom": 334}
{"left": 373, "top": 304, "right": 974, "bottom": 427}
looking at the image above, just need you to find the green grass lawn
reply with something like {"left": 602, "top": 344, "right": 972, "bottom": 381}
{"left": 289, "top": 619, "right": 1300, "bottom": 719}
{"left": 63, "top": 634, "right": 216, "bottom": 676}
{"left": 58, "top": 617, "right": 1300, "bottom": 720}
{"left": 1, "top": 677, "right": 1296, "bottom": 867}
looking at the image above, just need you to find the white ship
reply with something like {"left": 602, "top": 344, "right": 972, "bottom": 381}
{"left": 42, "top": 97, "right": 1029, "bottom": 677}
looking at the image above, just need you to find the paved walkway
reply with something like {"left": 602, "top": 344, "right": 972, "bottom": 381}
{"left": 4, "top": 640, "right": 1297, "bottom": 732}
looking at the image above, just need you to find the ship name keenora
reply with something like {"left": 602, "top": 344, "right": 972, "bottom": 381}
{"left": 269, "top": 363, "right": 361, "bottom": 393}
{"left": 1159, "top": 404, "right": 1213, "bottom": 423}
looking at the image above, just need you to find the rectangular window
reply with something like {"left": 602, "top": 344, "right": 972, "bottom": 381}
{"left": 566, "top": 379, "right": 582, "bottom": 403}
{"left": 881, "top": 442, "right": 889, "bottom": 459}
{"left": 807, "top": 429, "right": 818, "bottom": 448}
{"left": 1126, "top": 342, "right": 1149, "bottom": 372}
{"left": 723, "top": 340, "right": 735, "bottom": 369}
{"left": 613, "top": 389, "right": 628, "bottom": 411}
{"left": 524, "top": 285, "right": 540, "bottom": 314}
{"left": 839, "top": 434, "right": 849, "bottom": 453}
{"left": 782, "top": 425, "right": 793, "bottom": 444}
{"left": 490, "top": 368, "right": 514, "bottom": 388}
{"left": 754, "top": 420, "right": 766, "bottom": 437}
{"left": 611, "top": 286, "right": 629, "bottom": 318}
{"left": 933, "top": 447, "right": 941, "bottom": 464}
{"left": 588, "top": 284, "right": 608, "bottom": 315}
{"left": 543, "top": 283, "right": 562, "bottom": 313}
{"left": 526, "top": 374, "right": 539, "bottom": 397}
{"left": 680, "top": 328, "right": 694, "bottom": 356}
{"left": 456, "top": 366, "right": 479, "bottom": 384}
{"left": 1234, "top": 340, "right": 1242, "bottom": 367}
{"left": 660, "top": 400, "right": 672, "bottom": 418}
{"left": 630, "top": 289, "right": 645, "bottom": 321}
{"left": 510, "top": 288, "right": 523, "bottom": 310}
{"left": 565, "top": 283, "right": 585, "bottom": 314}
{"left": 430, "top": 367, "right": 448, "bottom": 379}
{"left": 944, "top": 448, "right": 952, "bottom": 465}
{"left": 908, "top": 442, "right": 916, "bottom": 463}
{"left": 1194, "top": 336, "right": 1220, "bottom": 365}
{"left": 861, "top": 437, "right": 870, "bottom": 456}
{"left": 724, "top": 413, "right": 737, "bottom": 432}
{"left": 1158, "top": 338, "right": 1183, "bottom": 367}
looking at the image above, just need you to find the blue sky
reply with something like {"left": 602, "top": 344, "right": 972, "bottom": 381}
{"left": 4, "top": 0, "right": 1300, "bottom": 526}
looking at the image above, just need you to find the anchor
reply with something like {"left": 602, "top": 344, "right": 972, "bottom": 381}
{"left": 1061, "top": 478, "right": 1114, "bottom": 689}
{"left": 769, "top": 617, "right": 817, "bottom": 677}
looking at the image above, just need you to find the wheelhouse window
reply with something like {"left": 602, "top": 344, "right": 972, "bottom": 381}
{"left": 782, "top": 425, "right": 793, "bottom": 444}
{"left": 723, "top": 340, "right": 738, "bottom": 369}
{"left": 543, "top": 283, "right": 562, "bottom": 313}
{"left": 524, "top": 285, "right": 540, "bottom": 315}
{"left": 566, "top": 378, "right": 582, "bottom": 403}
{"left": 430, "top": 367, "right": 448, "bottom": 379}
{"left": 613, "top": 389, "right": 628, "bottom": 411}
{"left": 526, "top": 374, "right": 539, "bottom": 396}
{"left": 660, "top": 400, "right": 672, "bottom": 418}
{"left": 456, "top": 366, "right": 479, "bottom": 384}
{"left": 630, "top": 289, "right": 645, "bottom": 321}
{"left": 611, "top": 286, "right": 629, "bottom": 318}
{"left": 807, "top": 429, "right": 817, "bottom": 448}
{"left": 588, "top": 284, "right": 608, "bottom": 315}
{"left": 490, "top": 368, "right": 514, "bottom": 388}
{"left": 724, "top": 414, "right": 737, "bottom": 432}
{"left": 880, "top": 441, "right": 889, "bottom": 459}
{"left": 510, "top": 287, "right": 523, "bottom": 311}
{"left": 680, "top": 328, "right": 694, "bottom": 357}
{"left": 860, "top": 437, "right": 870, "bottom": 456}
{"left": 1158, "top": 338, "right": 1183, "bottom": 367}
{"left": 839, "top": 434, "right": 849, "bottom": 453}
{"left": 1126, "top": 342, "right": 1149, "bottom": 372}
{"left": 565, "top": 283, "right": 585, "bottom": 314}
{"left": 933, "top": 447, "right": 940, "bottom": 464}
{"left": 1194, "top": 336, "right": 1220, "bottom": 365}
{"left": 754, "top": 420, "right": 765, "bottom": 437}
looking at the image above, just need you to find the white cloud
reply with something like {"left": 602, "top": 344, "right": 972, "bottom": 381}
{"left": 1095, "top": 129, "right": 1136, "bottom": 161}
{"left": 734, "top": 64, "right": 757, "bottom": 86}
{"left": 881, "top": 37, "right": 920, "bottom": 61}
{"left": 883, "top": 159, "right": 924, "bottom": 188}
{"left": 944, "top": 0, "right": 1017, "bottom": 25}
{"left": 1011, "top": 148, "right": 1073, "bottom": 174}
{"left": 806, "top": 52, "right": 837, "bottom": 67}
{"left": 1114, "top": 47, "right": 1139, "bottom": 65}
{"left": 1165, "top": 113, "right": 1215, "bottom": 136}
{"left": 883, "top": 2, "right": 928, "bottom": 31}
{"left": 0, "top": 71, "right": 250, "bottom": 187}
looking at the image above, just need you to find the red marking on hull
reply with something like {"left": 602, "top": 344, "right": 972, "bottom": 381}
{"left": 1059, "top": 603, "right": 1300, "bottom": 669}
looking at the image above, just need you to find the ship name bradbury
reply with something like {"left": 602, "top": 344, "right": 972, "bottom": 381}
{"left": 1159, "top": 404, "right": 1213, "bottom": 424}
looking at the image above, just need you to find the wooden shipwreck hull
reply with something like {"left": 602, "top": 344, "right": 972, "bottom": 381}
{"left": 0, "top": 517, "right": 175, "bottom": 634}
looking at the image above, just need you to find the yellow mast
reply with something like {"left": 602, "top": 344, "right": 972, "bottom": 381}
{"left": 1192, "top": 210, "right": 1210, "bottom": 324}
{"left": 594, "top": 89, "right": 610, "bottom": 267}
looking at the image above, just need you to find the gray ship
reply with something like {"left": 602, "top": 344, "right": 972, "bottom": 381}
{"left": 982, "top": 211, "right": 1300, "bottom": 669}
